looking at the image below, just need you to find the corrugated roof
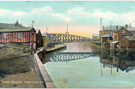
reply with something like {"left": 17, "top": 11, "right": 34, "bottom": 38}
{"left": 0, "top": 27, "right": 33, "bottom": 32}
{"left": 102, "top": 34, "right": 112, "bottom": 38}
{"left": 124, "top": 36, "right": 135, "bottom": 41}
{"left": 0, "top": 23, "right": 26, "bottom": 29}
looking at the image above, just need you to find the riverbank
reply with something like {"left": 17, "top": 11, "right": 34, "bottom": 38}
{"left": 34, "top": 43, "right": 66, "bottom": 88}
{"left": 46, "top": 44, "right": 66, "bottom": 53}
{"left": 34, "top": 53, "right": 56, "bottom": 88}
{"left": 0, "top": 55, "right": 45, "bottom": 88}
{"left": 0, "top": 44, "right": 45, "bottom": 88}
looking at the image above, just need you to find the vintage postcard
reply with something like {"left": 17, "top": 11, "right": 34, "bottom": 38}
{"left": 0, "top": 1, "right": 135, "bottom": 88}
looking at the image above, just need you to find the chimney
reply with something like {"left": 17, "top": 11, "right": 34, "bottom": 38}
{"left": 116, "top": 25, "right": 118, "bottom": 30}
{"left": 125, "top": 24, "right": 128, "bottom": 29}
{"left": 103, "top": 26, "right": 104, "bottom": 31}
{"left": 15, "top": 20, "right": 19, "bottom": 26}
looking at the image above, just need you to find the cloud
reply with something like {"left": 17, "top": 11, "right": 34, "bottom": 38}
{"left": 51, "top": 13, "right": 71, "bottom": 22}
{"left": 0, "top": 6, "right": 72, "bottom": 23}
{"left": 0, "top": 8, "right": 28, "bottom": 17}
{"left": 0, "top": 9, "right": 10, "bottom": 16}
{"left": 68, "top": 7, "right": 85, "bottom": 15}
{"left": 0, "top": 5, "right": 135, "bottom": 34}
{"left": 129, "top": 6, "right": 135, "bottom": 9}
{"left": 67, "top": 7, "right": 135, "bottom": 26}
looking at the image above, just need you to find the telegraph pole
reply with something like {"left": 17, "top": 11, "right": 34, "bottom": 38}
{"left": 110, "top": 20, "right": 112, "bottom": 30}
{"left": 100, "top": 17, "right": 102, "bottom": 31}
{"left": 46, "top": 26, "right": 48, "bottom": 34}
{"left": 65, "top": 24, "right": 69, "bottom": 34}
{"left": 32, "top": 20, "right": 34, "bottom": 27}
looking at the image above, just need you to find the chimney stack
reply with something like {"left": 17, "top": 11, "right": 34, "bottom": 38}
{"left": 15, "top": 20, "right": 19, "bottom": 26}
{"left": 103, "top": 26, "right": 104, "bottom": 31}
{"left": 125, "top": 24, "right": 128, "bottom": 29}
{"left": 116, "top": 25, "right": 118, "bottom": 30}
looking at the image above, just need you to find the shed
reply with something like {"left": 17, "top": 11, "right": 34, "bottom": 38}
{"left": 0, "top": 27, "right": 36, "bottom": 50}
{"left": 119, "top": 36, "right": 135, "bottom": 48}
{"left": 35, "top": 29, "right": 43, "bottom": 49}
{"left": 42, "top": 33, "right": 49, "bottom": 48}
{"left": 110, "top": 41, "right": 119, "bottom": 49}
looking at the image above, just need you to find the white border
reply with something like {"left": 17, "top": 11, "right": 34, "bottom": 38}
{"left": 0, "top": 0, "right": 134, "bottom": 1}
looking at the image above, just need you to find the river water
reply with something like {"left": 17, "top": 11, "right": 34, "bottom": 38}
{"left": 43, "top": 42, "right": 135, "bottom": 88}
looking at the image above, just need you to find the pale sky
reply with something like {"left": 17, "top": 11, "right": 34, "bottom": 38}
{"left": 0, "top": 1, "right": 135, "bottom": 36}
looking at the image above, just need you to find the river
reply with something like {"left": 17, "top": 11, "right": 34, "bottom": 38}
{"left": 43, "top": 42, "right": 135, "bottom": 88}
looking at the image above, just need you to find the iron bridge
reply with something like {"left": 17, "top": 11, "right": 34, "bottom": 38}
{"left": 46, "top": 33, "right": 91, "bottom": 43}
{"left": 49, "top": 52, "right": 94, "bottom": 62}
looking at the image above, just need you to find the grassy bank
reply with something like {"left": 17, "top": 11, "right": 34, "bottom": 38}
{"left": 0, "top": 43, "right": 44, "bottom": 88}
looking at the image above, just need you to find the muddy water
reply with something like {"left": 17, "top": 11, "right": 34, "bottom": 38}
{"left": 44, "top": 42, "right": 135, "bottom": 88}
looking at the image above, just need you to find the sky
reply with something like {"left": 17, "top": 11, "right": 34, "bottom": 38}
{"left": 0, "top": 1, "right": 135, "bottom": 37}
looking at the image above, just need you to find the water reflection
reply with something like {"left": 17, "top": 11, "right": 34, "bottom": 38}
{"left": 44, "top": 42, "right": 135, "bottom": 88}
{"left": 42, "top": 52, "right": 94, "bottom": 63}
{"left": 100, "top": 49, "right": 135, "bottom": 72}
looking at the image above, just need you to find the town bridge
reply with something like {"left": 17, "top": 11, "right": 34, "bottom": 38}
{"left": 49, "top": 52, "right": 94, "bottom": 62}
{"left": 46, "top": 33, "right": 91, "bottom": 43}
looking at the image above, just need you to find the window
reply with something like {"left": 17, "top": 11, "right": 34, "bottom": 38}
{"left": 122, "top": 30, "right": 125, "bottom": 33}
{"left": 18, "top": 33, "right": 22, "bottom": 39}
{"left": 3, "top": 33, "right": 7, "bottom": 39}
{"left": 0, "top": 33, "right": 1, "bottom": 40}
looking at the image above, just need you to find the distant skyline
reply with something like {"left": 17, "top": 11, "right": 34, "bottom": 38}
{"left": 0, "top": 1, "right": 135, "bottom": 36}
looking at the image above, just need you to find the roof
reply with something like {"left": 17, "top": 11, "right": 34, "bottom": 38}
{"left": 124, "top": 36, "right": 135, "bottom": 41}
{"left": 0, "top": 23, "right": 26, "bottom": 29}
{"left": 0, "top": 27, "right": 34, "bottom": 32}
{"left": 35, "top": 29, "right": 40, "bottom": 34}
{"left": 111, "top": 41, "right": 118, "bottom": 44}
{"left": 42, "top": 33, "right": 48, "bottom": 37}
{"left": 92, "top": 34, "right": 99, "bottom": 37}
{"left": 103, "top": 26, "right": 123, "bottom": 31}
{"left": 102, "top": 34, "right": 112, "bottom": 38}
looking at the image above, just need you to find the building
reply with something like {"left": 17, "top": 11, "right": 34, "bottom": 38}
{"left": 42, "top": 33, "right": 49, "bottom": 48}
{"left": 0, "top": 21, "right": 36, "bottom": 51}
{"left": 92, "top": 34, "right": 99, "bottom": 40}
{"left": 36, "top": 29, "right": 43, "bottom": 49}
{"left": 0, "top": 27, "right": 36, "bottom": 50}
{"left": 119, "top": 36, "right": 135, "bottom": 49}
{"left": 99, "top": 25, "right": 122, "bottom": 44}
{"left": 113, "top": 26, "right": 131, "bottom": 41}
